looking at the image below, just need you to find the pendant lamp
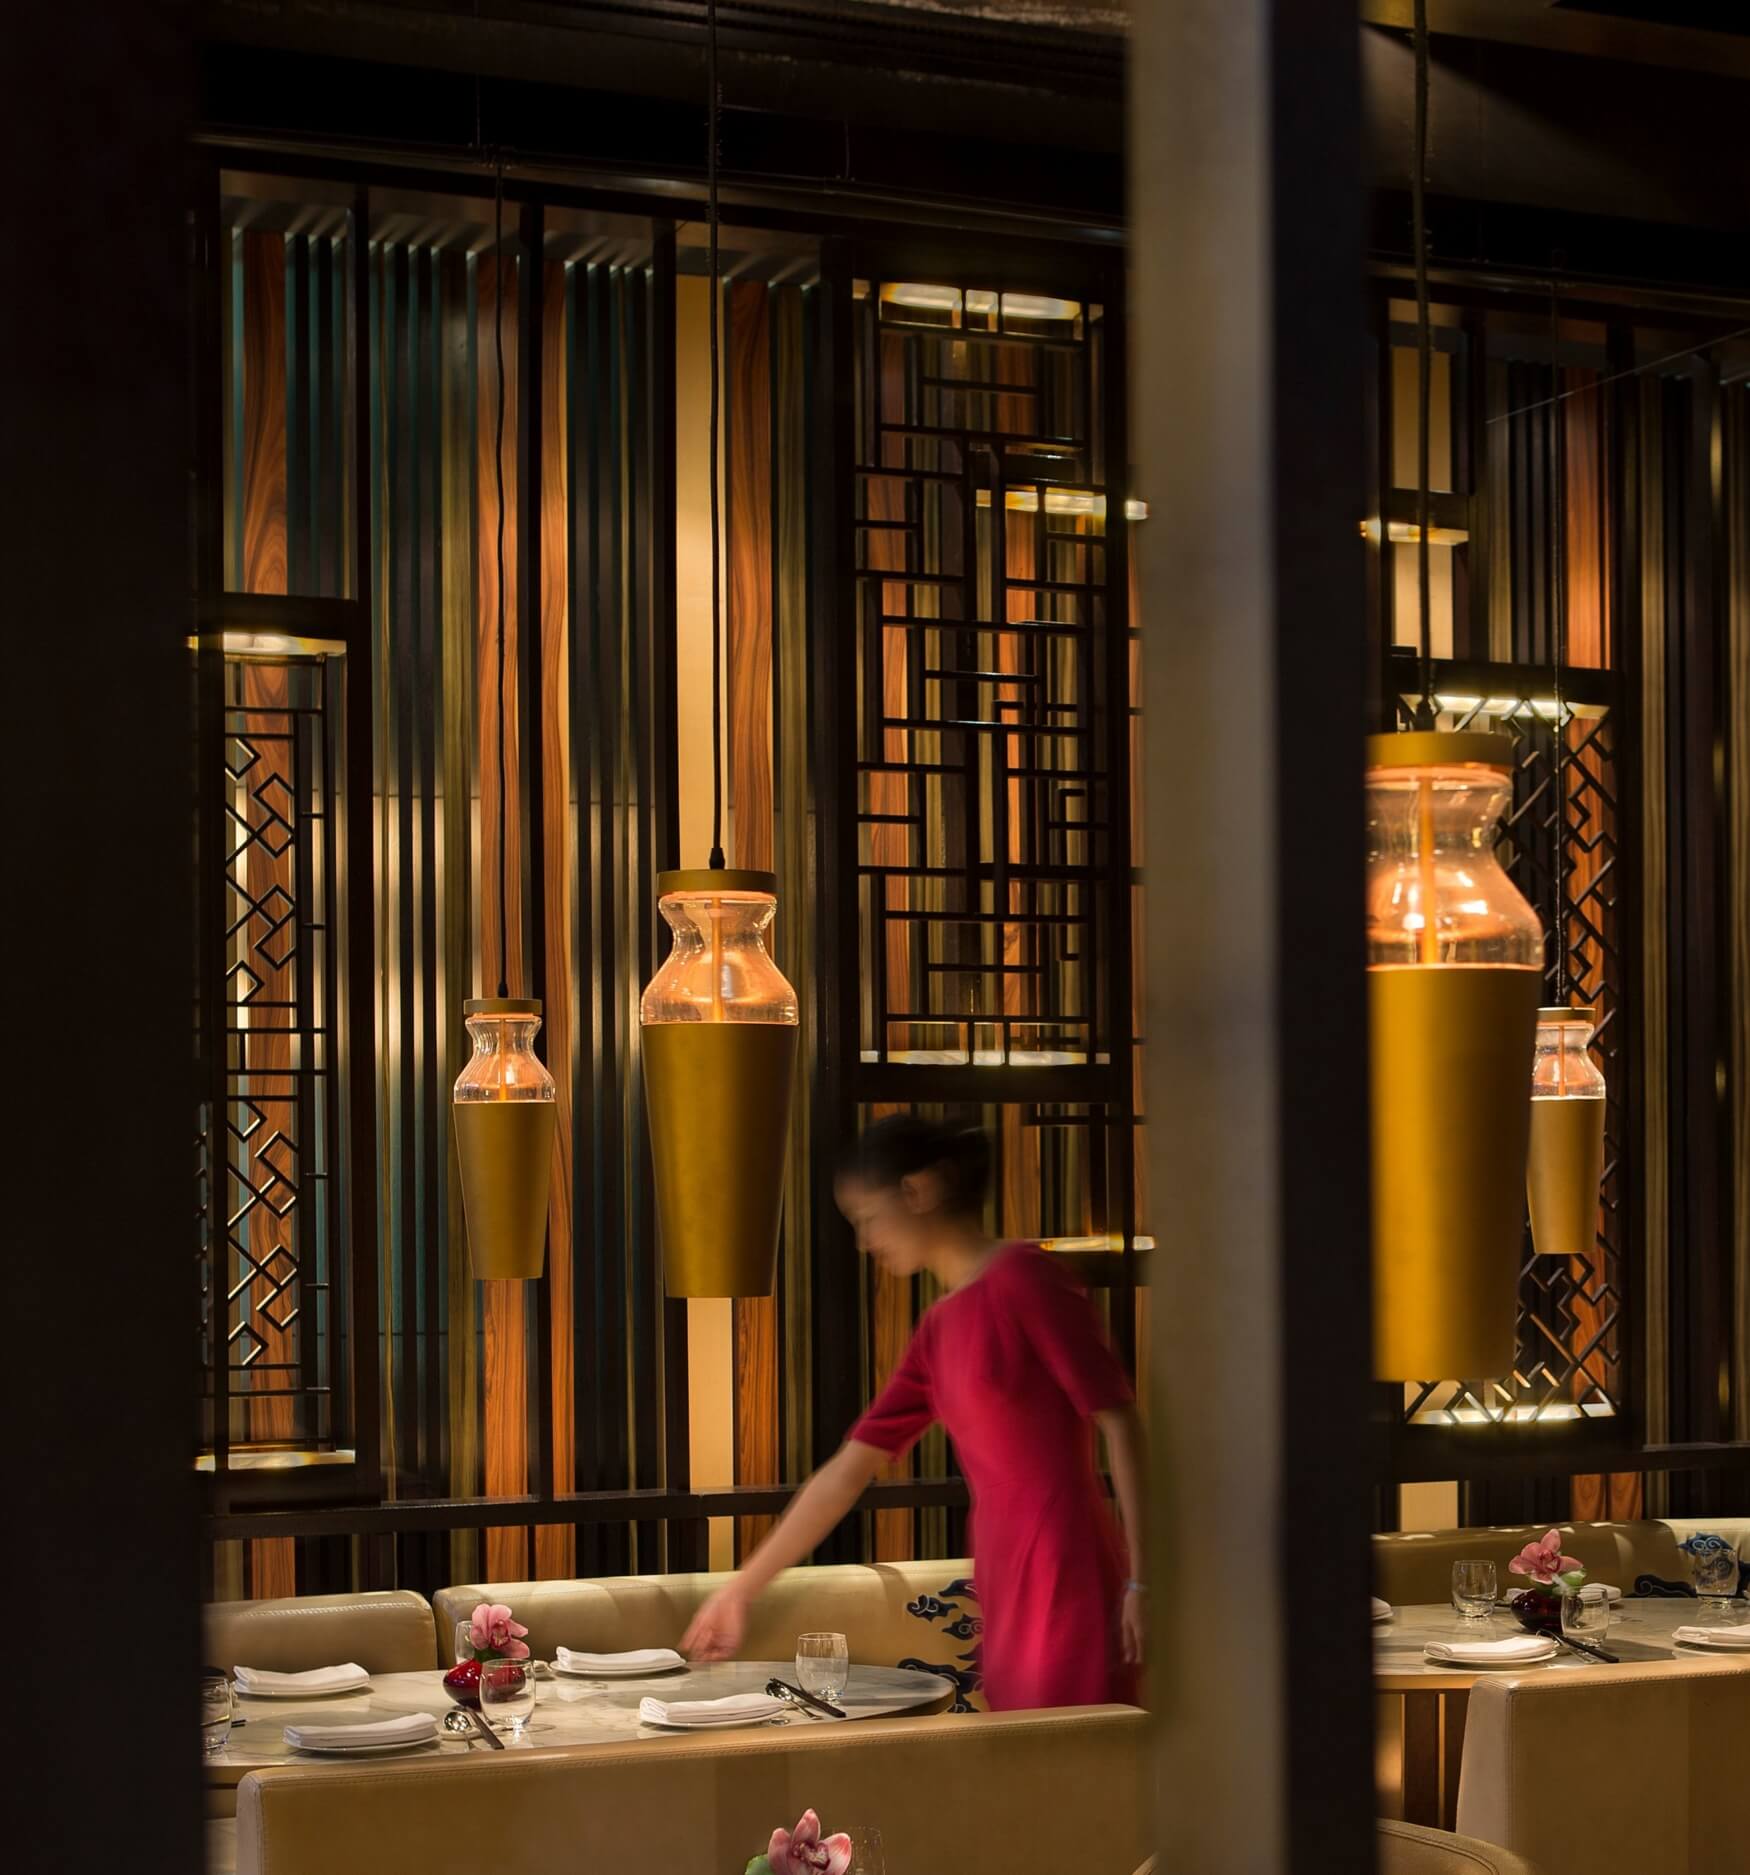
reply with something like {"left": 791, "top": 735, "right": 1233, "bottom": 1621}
{"left": 1526, "top": 1006, "right": 1605, "bottom": 1260}
{"left": 452, "top": 159, "right": 557, "bottom": 1281}
{"left": 1366, "top": 733, "right": 1543, "bottom": 1379}
{"left": 642, "top": 872, "right": 799, "bottom": 1297}
{"left": 640, "top": 0, "right": 799, "bottom": 1299}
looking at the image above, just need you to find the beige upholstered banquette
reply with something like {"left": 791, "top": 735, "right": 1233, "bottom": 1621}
{"left": 203, "top": 1590, "right": 438, "bottom": 1677}
{"left": 1455, "top": 1656, "right": 1750, "bottom": 1875}
{"left": 434, "top": 1559, "right": 985, "bottom": 1708}
{"left": 235, "top": 1703, "right": 1145, "bottom": 1875}
{"left": 1371, "top": 1521, "right": 1694, "bottom": 1608}
{"left": 1376, "top": 1820, "right": 1545, "bottom": 1875}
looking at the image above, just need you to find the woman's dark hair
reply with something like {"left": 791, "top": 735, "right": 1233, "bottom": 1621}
{"left": 835, "top": 1114, "right": 992, "bottom": 1218}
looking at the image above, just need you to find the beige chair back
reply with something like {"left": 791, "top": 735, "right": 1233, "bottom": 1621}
{"left": 1455, "top": 1656, "right": 1750, "bottom": 1875}
{"left": 237, "top": 1704, "right": 1146, "bottom": 1875}
{"left": 1377, "top": 1819, "right": 1544, "bottom": 1874}
{"left": 203, "top": 1590, "right": 438, "bottom": 1676}
{"left": 1373, "top": 1521, "right": 1689, "bottom": 1607}
{"left": 434, "top": 1560, "right": 983, "bottom": 1707}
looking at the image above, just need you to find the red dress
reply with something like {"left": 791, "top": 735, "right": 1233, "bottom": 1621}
{"left": 850, "top": 1242, "right": 1136, "bottom": 1711}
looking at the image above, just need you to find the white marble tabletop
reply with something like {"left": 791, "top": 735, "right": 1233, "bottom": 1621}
{"left": 205, "top": 1659, "right": 954, "bottom": 1804}
{"left": 1373, "top": 1597, "right": 1746, "bottom": 1692}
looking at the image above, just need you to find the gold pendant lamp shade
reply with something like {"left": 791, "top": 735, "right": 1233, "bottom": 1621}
{"left": 1366, "top": 732, "right": 1543, "bottom": 1380}
{"left": 453, "top": 998, "right": 558, "bottom": 1280}
{"left": 641, "top": 871, "right": 799, "bottom": 1298}
{"left": 1526, "top": 1006, "right": 1606, "bottom": 1259}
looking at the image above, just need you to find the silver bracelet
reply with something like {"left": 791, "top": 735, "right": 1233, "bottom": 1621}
{"left": 1124, "top": 1578, "right": 1148, "bottom": 1595}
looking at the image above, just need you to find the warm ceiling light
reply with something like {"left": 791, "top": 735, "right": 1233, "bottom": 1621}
{"left": 1526, "top": 1005, "right": 1606, "bottom": 1259}
{"left": 1000, "top": 293, "right": 1081, "bottom": 321}
{"left": 1366, "top": 731, "right": 1543, "bottom": 1381}
{"left": 881, "top": 282, "right": 963, "bottom": 312}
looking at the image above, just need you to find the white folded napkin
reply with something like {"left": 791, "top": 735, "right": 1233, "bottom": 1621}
{"left": 233, "top": 1662, "right": 369, "bottom": 1696}
{"left": 638, "top": 1692, "right": 786, "bottom": 1729}
{"left": 1371, "top": 1597, "right": 1393, "bottom": 1622}
{"left": 1578, "top": 1583, "right": 1622, "bottom": 1604}
{"left": 556, "top": 1646, "right": 686, "bottom": 1674}
{"left": 1423, "top": 1635, "right": 1555, "bottom": 1664}
{"left": 1673, "top": 1622, "right": 1750, "bottom": 1649}
{"left": 283, "top": 1710, "right": 438, "bottom": 1751}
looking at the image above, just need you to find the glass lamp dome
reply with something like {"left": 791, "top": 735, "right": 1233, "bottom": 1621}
{"left": 1365, "top": 732, "right": 1543, "bottom": 1381}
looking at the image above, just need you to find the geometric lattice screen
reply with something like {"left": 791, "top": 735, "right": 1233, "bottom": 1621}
{"left": 1395, "top": 688, "right": 1623, "bottom": 1427}
{"left": 198, "top": 651, "right": 348, "bottom": 1458}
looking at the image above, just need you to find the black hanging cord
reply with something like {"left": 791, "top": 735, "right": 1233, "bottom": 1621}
{"left": 1548, "top": 272, "right": 1569, "bottom": 1005}
{"left": 1411, "top": 0, "right": 1435, "bottom": 729}
{"left": 494, "top": 152, "right": 510, "bottom": 998}
{"left": 706, "top": 0, "right": 726, "bottom": 871}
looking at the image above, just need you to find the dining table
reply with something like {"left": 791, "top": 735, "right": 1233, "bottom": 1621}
{"left": 1374, "top": 1595, "right": 1744, "bottom": 1828}
{"left": 205, "top": 1658, "right": 956, "bottom": 1818}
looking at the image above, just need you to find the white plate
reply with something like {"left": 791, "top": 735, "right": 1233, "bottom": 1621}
{"left": 1424, "top": 1643, "right": 1558, "bottom": 1670}
{"left": 552, "top": 1661, "right": 688, "bottom": 1680}
{"left": 286, "top": 1735, "right": 442, "bottom": 1756}
{"left": 1673, "top": 1634, "right": 1750, "bottom": 1652}
{"left": 232, "top": 1680, "right": 370, "bottom": 1699}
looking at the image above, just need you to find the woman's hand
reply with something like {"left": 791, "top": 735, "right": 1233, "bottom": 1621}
{"left": 681, "top": 1582, "right": 750, "bottom": 1661}
{"left": 1119, "top": 1584, "right": 1147, "bottom": 1666}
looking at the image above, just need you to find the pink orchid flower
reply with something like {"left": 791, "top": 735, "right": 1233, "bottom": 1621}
{"left": 1508, "top": 1530, "right": 1584, "bottom": 1586}
{"left": 768, "top": 1811, "right": 852, "bottom": 1875}
{"left": 468, "top": 1601, "right": 532, "bottom": 1661}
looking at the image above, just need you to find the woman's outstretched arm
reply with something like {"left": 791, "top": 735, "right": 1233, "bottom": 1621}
{"left": 1096, "top": 1401, "right": 1149, "bottom": 1665}
{"left": 680, "top": 1438, "right": 888, "bottom": 1659}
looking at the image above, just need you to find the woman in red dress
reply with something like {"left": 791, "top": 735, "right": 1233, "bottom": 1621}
{"left": 682, "top": 1116, "right": 1147, "bottom": 1710}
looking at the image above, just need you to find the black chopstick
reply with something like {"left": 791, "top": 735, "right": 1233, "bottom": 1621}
{"left": 1540, "top": 1626, "right": 1619, "bottom": 1664}
{"left": 767, "top": 1676, "right": 846, "bottom": 1720}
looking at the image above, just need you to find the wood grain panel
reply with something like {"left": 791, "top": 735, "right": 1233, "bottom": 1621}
{"left": 728, "top": 282, "right": 780, "bottom": 1556}
{"left": 242, "top": 231, "right": 287, "bottom": 598}
{"left": 439, "top": 248, "right": 482, "bottom": 1585}
{"left": 867, "top": 326, "right": 917, "bottom": 1562}
{"left": 475, "top": 251, "right": 530, "bottom": 1583}
{"left": 240, "top": 234, "right": 293, "bottom": 1594}
{"left": 536, "top": 259, "right": 576, "bottom": 1582}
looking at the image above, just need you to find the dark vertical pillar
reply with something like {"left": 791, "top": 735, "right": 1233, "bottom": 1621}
{"left": 9, "top": 4, "right": 201, "bottom": 1870}
{"left": 1132, "top": 2, "right": 1375, "bottom": 1869}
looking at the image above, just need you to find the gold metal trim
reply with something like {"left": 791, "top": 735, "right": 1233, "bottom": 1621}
{"left": 656, "top": 867, "right": 778, "bottom": 897}
{"left": 453, "top": 1099, "right": 557, "bottom": 1280}
{"left": 1370, "top": 964, "right": 1541, "bottom": 1380}
{"left": 1535, "top": 1005, "right": 1596, "bottom": 1026}
{"left": 1364, "top": 730, "right": 1514, "bottom": 771}
{"left": 643, "top": 1020, "right": 798, "bottom": 1297}
{"left": 1527, "top": 1094, "right": 1607, "bottom": 1260}
{"left": 462, "top": 996, "right": 543, "bottom": 1016}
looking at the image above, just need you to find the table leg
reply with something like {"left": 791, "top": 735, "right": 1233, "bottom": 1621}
{"left": 1401, "top": 1692, "right": 1442, "bottom": 1827}
{"left": 1439, "top": 1689, "right": 1469, "bottom": 1830}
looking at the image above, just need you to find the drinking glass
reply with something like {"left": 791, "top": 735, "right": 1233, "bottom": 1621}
{"left": 199, "top": 1676, "right": 233, "bottom": 1755}
{"left": 842, "top": 1827, "right": 885, "bottom": 1875}
{"left": 1560, "top": 1591, "right": 1611, "bottom": 1647}
{"left": 480, "top": 1658, "right": 538, "bottom": 1740}
{"left": 795, "top": 1632, "right": 849, "bottom": 1705}
{"left": 1451, "top": 1560, "right": 1497, "bottom": 1623}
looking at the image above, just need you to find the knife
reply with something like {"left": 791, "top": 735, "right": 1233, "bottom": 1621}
{"left": 467, "top": 1706, "right": 507, "bottom": 1749}
{"left": 1540, "top": 1626, "right": 1619, "bottom": 1665}
{"left": 765, "top": 1676, "right": 846, "bottom": 1721}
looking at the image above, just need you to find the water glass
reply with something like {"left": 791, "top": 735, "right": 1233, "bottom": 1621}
{"left": 199, "top": 1675, "right": 233, "bottom": 1755}
{"left": 795, "top": 1632, "right": 849, "bottom": 1705}
{"left": 480, "top": 1658, "right": 538, "bottom": 1739}
{"left": 1451, "top": 1560, "right": 1498, "bottom": 1623}
{"left": 1560, "top": 1591, "right": 1611, "bottom": 1647}
{"left": 842, "top": 1827, "right": 885, "bottom": 1875}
